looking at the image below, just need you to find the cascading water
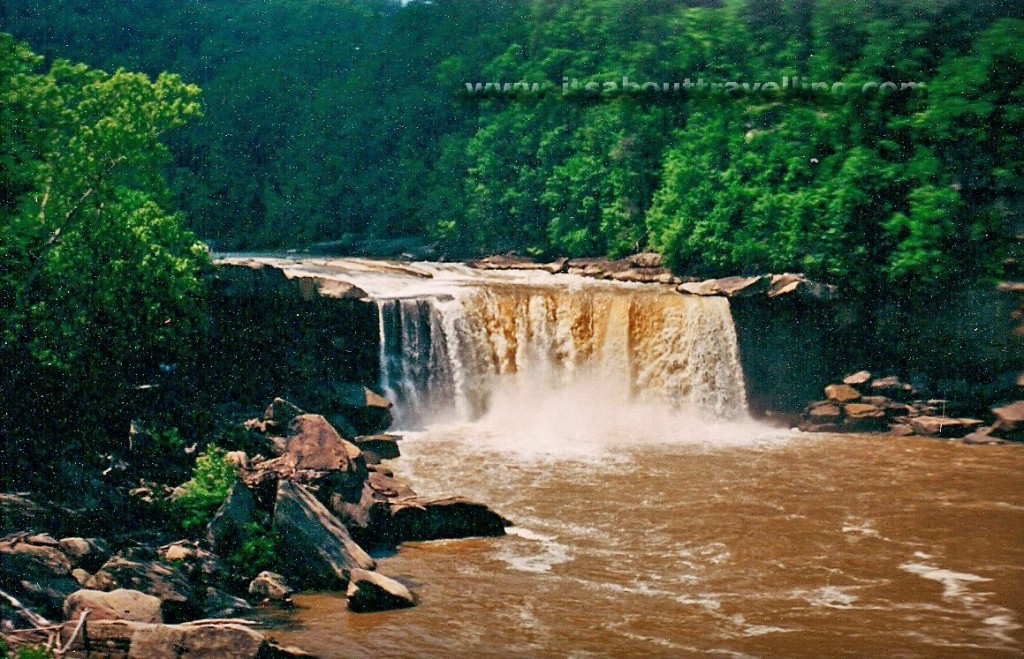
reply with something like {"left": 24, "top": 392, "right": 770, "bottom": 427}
{"left": 377, "top": 280, "right": 749, "bottom": 431}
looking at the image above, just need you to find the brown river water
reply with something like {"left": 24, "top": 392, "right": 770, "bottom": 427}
{"left": 263, "top": 431, "right": 1024, "bottom": 658}
{"left": 230, "top": 257, "right": 1024, "bottom": 658}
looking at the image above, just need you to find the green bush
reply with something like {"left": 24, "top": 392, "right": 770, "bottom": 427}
{"left": 175, "top": 446, "right": 236, "bottom": 534}
{"left": 225, "top": 522, "right": 283, "bottom": 583}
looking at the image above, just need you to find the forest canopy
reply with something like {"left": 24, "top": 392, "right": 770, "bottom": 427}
{"left": 1, "top": 0, "right": 1022, "bottom": 294}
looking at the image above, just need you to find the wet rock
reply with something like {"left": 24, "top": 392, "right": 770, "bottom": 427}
{"left": 824, "top": 384, "right": 861, "bottom": 403}
{"left": 64, "top": 588, "right": 163, "bottom": 624}
{"left": 207, "top": 481, "right": 258, "bottom": 555}
{"left": 248, "top": 571, "right": 294, "bottom": 601}
{"left": 384, "top": 497, "right": 510, "bottom": 544}
{"left": 58, "top": 619, "right": 313, "bottom": 659}
{"left": 906, "top": 416, "right": 985, "bottom": 439}
{"left": 85, "top": 556, "right": 199, "bottom": 623}
{"left": 346, "top": 569, "right": 416, "bottom": 613}
{"left": 352, "top": 435, "right": 401, "bottom": 464}
{"left": 0, "top": 536, "right": 80, "bottom": 618}
{"left": 274, "top": 481, "right": 375, "bottom": 589}
{"left": 888, "top": 423, "right": 915, "bottom": 437}
{"left": 843, "top": 371, "right": 872, "bottom": 387}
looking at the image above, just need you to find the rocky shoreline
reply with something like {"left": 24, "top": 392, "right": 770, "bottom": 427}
{"left": 0, "top": 395, "right": 510, "bottom": 658}
{"left": 797, "top": 371, "right": 1024, "bottom": 445}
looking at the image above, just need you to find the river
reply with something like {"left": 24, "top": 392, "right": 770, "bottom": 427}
{"left": 235, "top": 257, "right": 1024, "bottom": 658}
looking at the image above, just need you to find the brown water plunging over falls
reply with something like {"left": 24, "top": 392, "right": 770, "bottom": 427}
{"left": 241, "top": 259, "right": 1024, "bottom": 657}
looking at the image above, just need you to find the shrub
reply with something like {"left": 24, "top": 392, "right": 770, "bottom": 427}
{"left": 175, "top": 446, "right": 236, "bottom": 534}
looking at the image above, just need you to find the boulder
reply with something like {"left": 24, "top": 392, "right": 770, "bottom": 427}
{"left": 0, "top": 537, "right": 80, "bottom": 618}
{"left": 824, "top": 384, "right": 861, "bottom": 403}
{"left": 806, "top": 402, "right": 841, "bottom": 419}
{"left": 263, "top": 397, "right": 306, "bottom": 432}
{"left": 85, "top": 556, "right": 199, "bottom": 623}
{"left": 678, "top": 276, "right": 770, "bottom": 298}
{"left": 962, "top": 426, "right": 1009, "bottom": 446}
{"left": 328, "top": 472, "right": 419, "bottom": 549}
{"left": 202, "top": 587, "right": 255, "bottom": 619}
{"left": 284, "top": 415, "right": 366, "bottom": 477}
{"left": 207, "top": 481, "right": 258, "bottom": 555}
{"left": 383, "top": 497, "right": 510, "bottom": 544}
{"left": 352, "top": 435, "right": 402, "bottom": 464}
{"left": 318, "top": 383, "right": 393, "bottom": 437}
{"left": 992, "top": 401, "right": 1024, "bottom": 437}
{"left": 844, "top": 403, "right": 885, "bottom": 420}
{"left": 273, "top": 481, "right": 375, "bottom": 589}
{"left": 59, "top": 537, "right": 110, "bottom": 572}
{"left": 346, "top": 569, "right": 416, "bottom": 613}
{"left": 248, "top": 571, "right": 294, "bottom": 601}
{"left": 843, "top": 371, "right": 872, "bottom": 387}
{"left": 58, "top": 619, "right": 313, "bottom": 659}
{"left": 907, "top": 416, "right": 985, "bottom": 439}
{"left": 870, "top": 376, "right": 917, "bottom": 399}
{"left": 63, "top": 588, "right": 162, "bottom": 624}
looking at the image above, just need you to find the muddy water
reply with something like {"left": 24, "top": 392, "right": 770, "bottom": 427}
{"left": 264, "top": 431, "right": 1024, "bottom": 658}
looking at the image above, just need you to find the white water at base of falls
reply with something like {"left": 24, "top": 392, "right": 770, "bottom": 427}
{"left": 376, "top": 277, "right": 751, "bottom": 444}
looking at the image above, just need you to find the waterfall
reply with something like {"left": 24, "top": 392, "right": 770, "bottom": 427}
{"left": 378, "top": 283, "right": 748, "bottom": 429}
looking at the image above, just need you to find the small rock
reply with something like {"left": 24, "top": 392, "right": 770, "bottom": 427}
{"left": 248, "top": 571, "right": 294, "bottom": 601}
{"left": 824, "top": 384, "right": 861, "bottom": 403}
{"left": 352, "top": 435, "right": 401, "bottom": 464}
{"left": 346, "top": 569, "right": 416, "bottom": 613}
{"left": 843, "top": 371, "right": 872, "bottom": 387}
{"left": 64, "top": 588, "right": 163, "bottom": 624}
{"left": 58, "top": 537, "right": 110, "bottom": 572}
{"left": 203, "top": 587, "right": 255, "bottom": 618}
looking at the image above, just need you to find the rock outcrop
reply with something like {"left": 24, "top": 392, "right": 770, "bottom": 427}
{"left": 248, "top": 571, "right": 294, "bottom": 602}
{"left": 345, "top": 569, "right": 416, "bottom": 613}
{"left": 799, "top": 371, "right": 1016, "bottom": 443}
{"left": 273, "top": 481, "right": 376, "bottom": 589}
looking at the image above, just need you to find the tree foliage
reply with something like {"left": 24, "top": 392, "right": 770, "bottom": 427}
{"left": 0, "top": 34, "right": 206, "bottom": 459}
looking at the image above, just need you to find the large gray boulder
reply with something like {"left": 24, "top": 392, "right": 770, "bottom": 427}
{"left": 273, "top": 481, "right": 375, "bottom": 589}
{"left": 383, "top": 497, "right": 510, "bottom": 545}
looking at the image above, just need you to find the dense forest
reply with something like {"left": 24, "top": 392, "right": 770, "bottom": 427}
{"left": 2, "top": 0, "right": 1021, "bottom": 295}
{"left": 1, "top": 0, "right": 1022, "bottom": 462}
